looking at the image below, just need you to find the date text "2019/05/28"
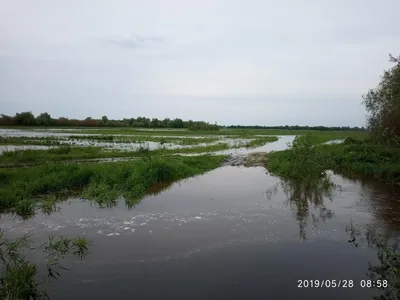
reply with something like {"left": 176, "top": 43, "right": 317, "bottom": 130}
{"left": 297, "top": 280, "right": 389, "bottom": 288}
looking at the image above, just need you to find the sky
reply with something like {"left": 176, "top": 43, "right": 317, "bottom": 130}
{"left": 1, "top": 0, "right": 399, "bottom": 126}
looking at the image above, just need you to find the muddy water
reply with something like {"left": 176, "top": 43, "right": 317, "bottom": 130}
{"left": 2, "top": 163, "right": 400, "bottom": 299}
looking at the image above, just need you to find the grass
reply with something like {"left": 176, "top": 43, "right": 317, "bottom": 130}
{"left": 0, "top": 231, "right": 89, "bottom": 299}
{"left": 267, "top": 134, "right": 400, "bottom": 184}
{"left": 0, "top": 143, "right": 232, "bottom": 165}
{"left": 264, "top": 134, "right": 338, "bottom": 240}
{"left": 0, "top": 136, "right": 62, "bottom": 146}
{"left": 0, "top": 131, "right": 359, "bottom": 166}
{"left": 267, "top": 134, "right": 333, "bottom": 185}
{"left": 316, "top": 138, "right": 400, "bottom": 183}
{"left": 65, "top": 135, "right": 220, "bottom": 145}
{"left": 0, "top": 135, "right": 219, "bottom": 146}
{"left": 241, "top": 136, "right": 279, "bottom": 148}
{"left": 0, "top": 154, "right": 226, "bottom": 216}
{"left": 0, "top": 146, "right": 118, "bottom": 164}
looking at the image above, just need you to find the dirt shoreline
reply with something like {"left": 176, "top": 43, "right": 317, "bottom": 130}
{"left": 222, "top": 152, "right": 268, "bottom": 168}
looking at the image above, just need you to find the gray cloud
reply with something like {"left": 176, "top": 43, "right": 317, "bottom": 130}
{"left": 1, "top": 0, "right": 400, "bottom": 126}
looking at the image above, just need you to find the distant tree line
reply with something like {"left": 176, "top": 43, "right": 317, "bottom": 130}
{"left": 0, "top": 112, "right": 366, "bottom": 132}
{"left": 0, "top": 112, "right": 220, "bottom": 131}
{"left": 227, "top": 125, "right": 365, "bottom": 131}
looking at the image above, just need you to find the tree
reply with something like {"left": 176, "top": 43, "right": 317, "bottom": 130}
{"left": 101, "top": 115, "right": 109, "bottom": 126}
{"left": 150, "top": 118, "right": 161, "bottom": 128}
{"left": 363, "top": 54, "right": 400, "bottom": 144}
{"left": 36, "top": 112, "right": 52, "bottom": 126}
{"left": 0, "top": 114, "right": 16, "bottom": 126}
{"left": 14, "top": 111, "right": 36, "bottom": 126}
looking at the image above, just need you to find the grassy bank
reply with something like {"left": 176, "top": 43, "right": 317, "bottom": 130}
{"left": 0, "top": 155, "right": 226, "bottom": 216}
{"left": 317, "top": 139, "right": 400, "bottom": 183}
{"left": 267, "top": 135, "right": 400, "bottom": 184}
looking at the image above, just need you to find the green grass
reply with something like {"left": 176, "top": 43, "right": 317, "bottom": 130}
{"left": 242, "top": 136, "right": 279, "bottom": 148}
{"left": 0, "top": 131, "right": 360, "bottom": 166}
{"left": 0, "top": 136, "right": 63, "bottom": 146}
{"left": 64, "top": 135, "right": 220, "bottom": 145}
{"left": 267, "top": 134, "right": 330, "bottom": 183}
{"left": 0, "top": 135, "right": 219, "bottom": 146}
{"left": 0, "top": 154, "right": 226, "bottom": 216}
{"left": 316, "top": 139, "right": 400, "bottom": 183}
{"left": 0, "top": 146, "right": 120, "bottom": 164}
{"left": 267, "top": 135, "right": 400, "bottom": 184}
{"left": 0, "top": 231, "right": 89, "bottom": 299}
{"left": 0, "top": 143, "right": 232, "bottom": 165}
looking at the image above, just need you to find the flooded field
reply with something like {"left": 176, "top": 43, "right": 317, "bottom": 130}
{"left": 0, "top": 128, "right": 260, "bottom": 152}
{"left": 1, "top": 130, "right": 400, "bottom": 299}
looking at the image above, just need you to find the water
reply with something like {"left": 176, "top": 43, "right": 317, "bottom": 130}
{"left": 0, "top": 128, "right": 278, "bottom": 153}
{"left": 2, "top": 167, "right": 400, "bottom": 299}
{"left": 0, "top": 144, "right": 55, "bottom": 154}
{"left": 2, "top": 135, "right": 400, "bottom": 299}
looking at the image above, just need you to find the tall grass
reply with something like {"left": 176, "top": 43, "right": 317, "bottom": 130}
{"left": 0, "top": 155, "right": 226, "bottom": 216}
{"left": 316, "top": 138, "right": 400, "bottom": 183}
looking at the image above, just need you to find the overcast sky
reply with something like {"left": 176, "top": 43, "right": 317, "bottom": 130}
{"left": 1, "top": 0, "right": 399, "bottom": 126}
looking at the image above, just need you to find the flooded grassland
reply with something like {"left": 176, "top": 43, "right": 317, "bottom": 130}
{"left": 1, "top": 128, "right": 399, "bottom": 300}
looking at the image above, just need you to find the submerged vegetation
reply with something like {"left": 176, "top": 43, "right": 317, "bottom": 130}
{"left": 0, "top": 231, "right": 89, "bottom": 300}
{"left": 0, "top": 155, "right": 226, "bottom": 216}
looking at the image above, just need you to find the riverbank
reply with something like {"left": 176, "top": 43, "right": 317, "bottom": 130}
{"left": 267, "top": 136, "right": 400, "bottom": 184}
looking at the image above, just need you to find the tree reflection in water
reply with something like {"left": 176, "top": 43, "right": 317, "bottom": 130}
{"left": 347, "top": 221, "right": 400, "bottom": 300}
{"left": 266, "top": 175, "right": 337, "bottom": 240}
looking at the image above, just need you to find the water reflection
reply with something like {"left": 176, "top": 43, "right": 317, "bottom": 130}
{"left": 146, "top": 181, "right": 176, "bottom": 196}
{"left": 346, "top": 221, "right": 400, "bottom": 300}
{"left": 2, "top": 160, "right": 400, "bottom": 300}
{"left": 266, "top": 176, "right": 337, "bottom": 240}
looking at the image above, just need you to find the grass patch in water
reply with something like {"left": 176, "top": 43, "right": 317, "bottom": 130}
{"left": 66, "top": 135, "right": 219, "bottom": 145}
{"left": 0, "top": 230, "right": 89, "bottom": 299}
{"left": 0, "top": 136, "right": 62, "bottom": 146}
{"left": 0, "top": 143, "right": 231, "bottom": 165}
{"left": 0, "top": 146, "right": 116, "bottom": 164}
{"left": 267, "top": 135, "right": 400, "bottom": 184}
{"left": 241, "top": 136, "right": 278, "bottom": 148}
{"left": 0, "top": 155, "right": 226, "bottom": 216}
